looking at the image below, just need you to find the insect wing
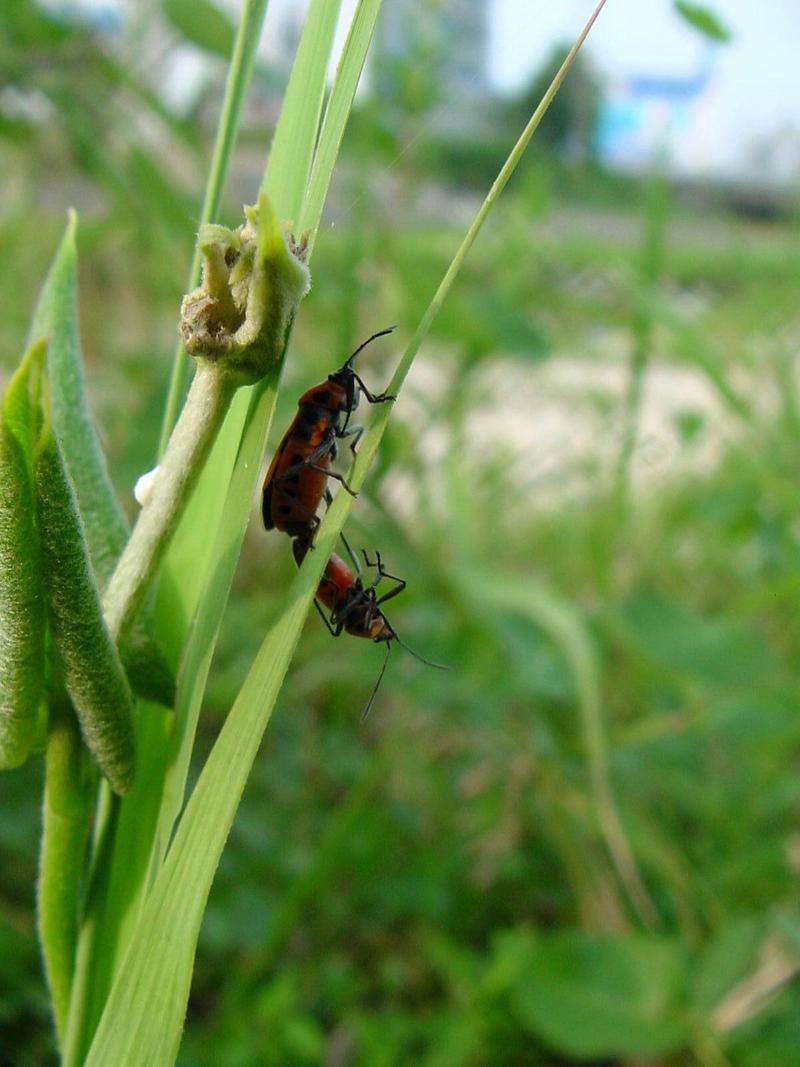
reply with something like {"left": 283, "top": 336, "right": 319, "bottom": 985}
{"left": 261, "top": 418, "right": 298, "bottom": 530}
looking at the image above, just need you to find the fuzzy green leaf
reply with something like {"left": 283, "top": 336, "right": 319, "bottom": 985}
{"left": 30, "top": 213, "right": 175, "bottom": 703}
{"left": 0, "top": 340, "right": 46, "bottom": 769}
{"left": 30, "top": 212, "right": 127, "bottom": 586}
{"left": 35, "top": 419, "right": 135, "bottom": 795}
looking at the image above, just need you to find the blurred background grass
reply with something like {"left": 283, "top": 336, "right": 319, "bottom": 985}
{"left": 2, "top": 1, "right": 800, "bottom": 1064}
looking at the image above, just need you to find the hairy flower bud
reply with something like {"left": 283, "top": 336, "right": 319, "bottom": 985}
{"left": 179, "top": 192, "right": 310, "bottom": 384}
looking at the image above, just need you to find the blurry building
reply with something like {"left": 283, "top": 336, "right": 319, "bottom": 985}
{"left": 594, "top": 49, "right": 720, "bottom": 176}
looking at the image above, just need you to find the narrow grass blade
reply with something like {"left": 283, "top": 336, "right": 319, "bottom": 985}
{"left": 84, "top": 569, "right": 319, "bottom": 1067}
{"left": 300, "top": 0, "right": 383, "bottom": 242}
{"left": 152, "top": 0, "right": 378, "bottom": 847}
{"left": 261, "top": 0, "right": 342, "bottom": 220}
{"left": 79, "top": 6, "right": 353, "bottom": 1062}
{"left": 160, "top": 0, "right": 270, "bottom": 447}
{"left": 336, "top": 0, "right": 610, "bottom": 493}
{"left": 463, "top": 572, "right": 659, "bottom": 929}
{"left": 149, "top": 372, "right": 279, "bottom": 872}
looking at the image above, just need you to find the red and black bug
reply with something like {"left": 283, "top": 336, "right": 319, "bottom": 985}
{"left": 293, "top": 536, "right": 448, "bottom": 719}
{"left": 262, "top": 328, "right": 396, "bottom": 541}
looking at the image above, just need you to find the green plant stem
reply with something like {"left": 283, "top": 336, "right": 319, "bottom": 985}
{"left": 613, "top": 169, "right": 668, "bottom": 520}
{"left": 103, "top": 365, "right": 236, "bottom": 644}
{"left": 38, "top": 700, "right": 93, "bottom": 1050}
{"left": 159, "top": 0, "right": 270, "bottom": 451}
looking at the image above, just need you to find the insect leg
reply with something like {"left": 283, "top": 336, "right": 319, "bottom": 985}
{"left": 313, "top": 599, "right": 342, "bottom": 637}
{"left": 362, "top": 549, "right": 407, "bottom": 605}
{"left": 306, "top": 464, "right": 357, "bottom": 497}
{"left": 351, "top": 372, "right": 396, "bottom": 405}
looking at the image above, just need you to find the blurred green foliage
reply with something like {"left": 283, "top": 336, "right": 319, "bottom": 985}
{"left": 2, "top": 1, "right": 800, "bottom": 1064}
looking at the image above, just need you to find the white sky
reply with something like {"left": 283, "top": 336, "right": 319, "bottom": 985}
{"left": 488, "top": 0, "right": 800, "bottom": 164}
{"left": 76, "top": 0, "right": 800, "bottom": 177}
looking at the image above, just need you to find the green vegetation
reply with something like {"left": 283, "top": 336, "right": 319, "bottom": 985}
{"left": 1, "top": 0, "right": 799, "bottom": 1064}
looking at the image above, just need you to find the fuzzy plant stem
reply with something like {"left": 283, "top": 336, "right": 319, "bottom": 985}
{"left": 102, "top": 365, "right": 236, "bottom": 644}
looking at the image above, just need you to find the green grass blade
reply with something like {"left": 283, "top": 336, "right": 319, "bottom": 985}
{"left": 463, "top": 572, "right": 658, "bottom": 929}
{"left": 83, "top": 557, "right": 322, "bottom": 1067}
{"left": 299, "top": 0, "right": 383, "bottom": 242}
{"left": 260, "top": 0, "right": 342, "bottom": 220}
{"left": 80, "top": 6, "right": 354, "bottom": 1061}
{"left": 150, "top": 0, "right": 382, "bottom": 865}
{"left": 149, "top": 374, "right": 279, "bottom": 872}
{"left": 160, "top": 0, "right": 270, "bottom": 449}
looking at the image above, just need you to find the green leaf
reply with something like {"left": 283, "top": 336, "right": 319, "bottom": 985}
{"left": 29, "top": 212, "right": 128, "bottom": 588}
{"left": 35, "top": 417, "right": 135, "bottom": 795}
{"left": 511, "top": 932, "right": 689, "bottom": 1058}
{"left": 619, "top": 591, "right": 776, "bottom": 688}
{"left": 691, "top": 917, "right": 765, "bottom": 1014}
{"left": 0, "top": 340, "right": 46, "bottom": 769}
{"left": 674, "top": 1, "right": 732, "bottom": 42}
{"left": 162, "top": 0, "right": 235, "bottom": 59}
{"left": 84, "top": 567, "right": 315, "bottom": 1066}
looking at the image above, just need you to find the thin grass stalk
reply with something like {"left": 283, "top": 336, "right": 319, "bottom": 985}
{"left": 613, "top": 167, "right": 669, "bottom": 521}
{"left": 159, "top": 0, "right": 270, "bottom": 450}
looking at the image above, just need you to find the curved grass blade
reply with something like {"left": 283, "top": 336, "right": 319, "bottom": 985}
{"left": 463, "top": 572, "right": 659, "bottom": 929}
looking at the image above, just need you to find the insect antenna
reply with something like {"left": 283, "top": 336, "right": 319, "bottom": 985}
{"left": 344, "top": 326, "right": 396, "bottom": 368}
{"left": 393, "top": 633, "right": 450, "bottom": 671}
{"left": 360, "top": 642, "right": 392, "bottom": 722}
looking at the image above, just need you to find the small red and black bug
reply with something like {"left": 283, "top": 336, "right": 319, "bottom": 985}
{"left": 262, "top": 328, "right": 396, "bottom": 541}
{"left": 293, "top": 536, "right": 448, "bottom": 719}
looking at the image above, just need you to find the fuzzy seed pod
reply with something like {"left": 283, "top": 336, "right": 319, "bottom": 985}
{"left": 0, "top": 342, "right": 46, "bottom": 769}
{"left": 180, "top": 192, "right": 311, "bottom": 384}
{"left": 35, "top": 422, "right": 135, "bottom": 795}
